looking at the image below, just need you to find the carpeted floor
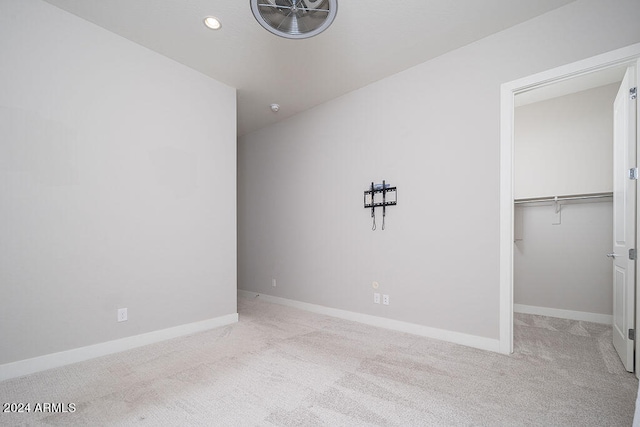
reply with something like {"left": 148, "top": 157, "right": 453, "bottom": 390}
{"left": 0, "top": 295, "right": 637, "bottom": 426}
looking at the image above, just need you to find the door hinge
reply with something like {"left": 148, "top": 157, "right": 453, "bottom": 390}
{"left": 630, "top": 248, "right": 637, "bottom": 260}
{"left": 629, "top": 167, "right": 639, "bottom": 180}
{"left": 629, "top": 329, "right": 635, "bottom": 341}
{"left": 631, "top": 87, "right": 637, "bottom": 100}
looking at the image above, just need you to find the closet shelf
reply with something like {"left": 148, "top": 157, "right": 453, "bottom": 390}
{"left": 514, "top": 192, "right": 613, "bottom": 204}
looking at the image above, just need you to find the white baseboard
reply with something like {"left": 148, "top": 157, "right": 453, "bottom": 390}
{"left": 0, "top": 313, "right": 238, "bottom": 382}
{"left": 514, "top": 304, "right": 612, "bottom": 324}
{"left": 238, "top": 289, "right": 500, "bottom": 353}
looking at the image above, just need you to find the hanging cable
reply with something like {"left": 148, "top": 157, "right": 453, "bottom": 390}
{"left": 381, "top": 180, "right": 386, "bottom": 230}
{"left": 372, "top": 211, "right": 376, "bottom": 231}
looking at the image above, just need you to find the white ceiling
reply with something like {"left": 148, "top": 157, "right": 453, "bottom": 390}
{"left": 42, "top": 0, "right": 577, "bottom": 136}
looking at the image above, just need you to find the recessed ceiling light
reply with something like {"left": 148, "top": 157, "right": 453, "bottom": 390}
{"left": 203, "top": 16, "right": 222, "bottom": 30}
{"left": 270, "top": 104, "right": 280, "bottom": 113}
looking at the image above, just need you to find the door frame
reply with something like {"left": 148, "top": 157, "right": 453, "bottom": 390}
{"left": 499, "top": 42, "right": 640, "bottom": 356}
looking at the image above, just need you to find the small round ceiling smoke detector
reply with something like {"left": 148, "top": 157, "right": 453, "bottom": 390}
{"left": 250, "top": 0, "right": 337, "bottom": 40}
{"left": 270, "top": 104, "right": 280, "bottom": 112}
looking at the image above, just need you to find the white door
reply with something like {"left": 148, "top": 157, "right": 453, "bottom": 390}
{"left": 611, "top": 65, "right": 637, "bottom": 373}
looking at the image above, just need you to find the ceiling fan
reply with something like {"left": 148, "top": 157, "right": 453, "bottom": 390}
{"left": 250, "top": 0, "right": 338, "bottom": 39}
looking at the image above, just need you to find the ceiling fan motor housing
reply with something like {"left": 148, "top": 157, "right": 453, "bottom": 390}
{"left": 250, "top": 0, "right": 338, "bottom": 39}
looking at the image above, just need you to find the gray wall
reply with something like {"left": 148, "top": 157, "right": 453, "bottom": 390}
{"left": 238, "top": 0, "right": 640, "bottom": 340}
{"left": 514, "top": 202, "right": 613, "bottom": 315}
{"left": 514, "top": 84, "right": 618, "bottom": 317}
{"left": 0, "top": 0, "right": 237, "bottom": 365}
{"left": 514, "top": 84, "right": 618, "bottom": 199}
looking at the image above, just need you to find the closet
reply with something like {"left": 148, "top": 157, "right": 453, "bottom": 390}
{"left": 513, "top": 81, "right": 622, "bottom": 324}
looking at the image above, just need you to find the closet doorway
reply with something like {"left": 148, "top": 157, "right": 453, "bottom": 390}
{"left": 512, "top": 66, "right": 630, "bottom": 366}
{"left": 498, "top": 44, "right": 640, "bottom": 376}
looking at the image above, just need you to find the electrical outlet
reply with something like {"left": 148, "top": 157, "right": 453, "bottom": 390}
{"left": 374, "top": 293, "right": 381, "bottom": 304}
{"left": 383, "top": 294, "right": 389, "bottom": 305}
{"left": 272, "top": 278, "right": 277, "bottom": 287}
{"left": 117, "top": 308, "right": 128, "bottom": 322}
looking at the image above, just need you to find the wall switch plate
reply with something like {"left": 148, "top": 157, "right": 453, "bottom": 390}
{"left": 383, "top": 294, "right": 389, "bottom": 305}
{"left": 117, "top": 308, "right": 128, "bottom": 322}
{"left": 272, "top": 279, "right": 277, "bottom": 287}
{"left": 374, "top": 293, "right": 381, "bottom": 304}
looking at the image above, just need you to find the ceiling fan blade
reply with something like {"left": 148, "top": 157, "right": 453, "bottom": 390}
{"left": 302, "top": 0, "right": 325, "bottom": 7}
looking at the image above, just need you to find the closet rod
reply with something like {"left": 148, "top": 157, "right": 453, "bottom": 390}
{"left": 514, "top": 192, "right": 613, "bottom": 204}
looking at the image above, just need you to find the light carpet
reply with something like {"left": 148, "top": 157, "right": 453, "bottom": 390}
{"left": 0, "top": 295, "right": 637, "bottom": 426}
